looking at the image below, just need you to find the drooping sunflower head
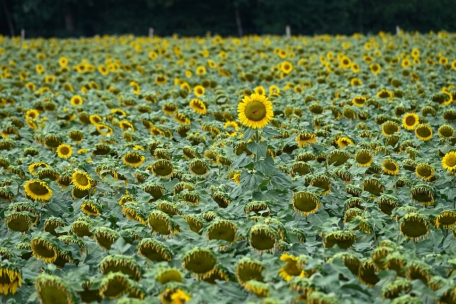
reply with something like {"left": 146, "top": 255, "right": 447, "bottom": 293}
{"left": 99, "top": 272, "right": 132, "bottom": 299}
{"left": 324, "top": 230, "right": 356, "bottom": 249}
{"left": 156, "top": 268, "right": 183, "bottom": 284}
{"left": 244, "top": 280, "right": 270, "bottom": 298}
{"left": 182, "top": 247, "right": 216, "bottom": 276}
{"left": 435, "top": 210, "right": 456, "bottom": 229}
{"left": 137, "top": 238, "right": 172, "bottom": 262}
{"left": 411, "top": 184, "right": 435, "bottom": 205}
{"left": 206, "top": 219, "right": 237, "bottom": 245}
{"left": 31, "top": 236, "right": 58, "bottom": 263}
{"left": 93, "top": 227, "right": 119, "bottom": 250}
{"left": 381, "top": 279, "right": 412, "bottom": 299}
{"left": 248, "top": 224, "right": 279, "bottom": 253}
{"left": 71, "top": 218, "right": 93, "bottom": 237}
{"left": 149, "top": 160, "right": 174, "bottom": 178}
{"left": 352, "top": 96, "right": 366, "bottom": 107}
{"left": 399, "top": 213, "right": 430, "bottom": 241}
{"left": 189, "top": 98, "right": 207, "bottom": 115}
{"left": 24, "top": 180, "right": 53, "bottom": 202}
{"left": 382, "top": 121, "right": 400, "bottom": 136}
{"left": 382, "top": 159, "right": 400, "bottom": 175}
{"left": 377, "top": 195, "right": 400, "bottom": 216}
{"left": 148, "top": 210, "right": 174, "bottom": 236}
{"left": 28, "top": 162, "right": 50, "bottom": 175}
{"left": 438, "top": 124, "right": 455, "bottom": 138}
{"left": 0, "top": 261, "right": 22, "bottom": 295}
{"left": 5, "top": 211, "right": 33, "bottom": 232}
{"left": 415, "top": 124, "right": 433, "bottom": 141}
{"left": 363, "top": 177, "right": 385, "bottom": 196}
{"left": 406, "top": 260, "right": 432, "bottom": 285}
{"left": 355, "top": 149, "right": 374, "bottom": 167}
{"left": 292, "top": 191, "right": 320, "bottom": 216}
{"left": 336, "top": 136, "right": 354, "bottom": 148}
{"left": 235, "top": 257, "right": 264, "bottom": 286}
{"left": 35, "top": 274, "right": 76, "bottom": 304}
{"left": 415, "top": 163, "right": 435, "bottom": 181}
{"left": 123, "top": 152, "right": 146, "bottom": 168}
{"left": 295, "top": 132, "right": 317, "bottom": 147}
{"left": 81, "top": 201, "right": 101, "bottom": 217}
{"left": 0, "top": 186, "right": 14, "bottom": 202}
{"left": 402, "top": 113, "right": 420, "bottom": 130}
{"left": 99, "top": 254, "right": 141, "bottom": 281}
{"left": 71, "top": 171, "right": 92, "bottom": 190}
{"left": 238, "top": 93, "right": 273, "bottom": 129}
{"left": 309, "top": 174, "right": 332, "bottom": 195}
{"left": 278, "top": 253, "right": 305, "bottom": 282}
{"left": 189, "top": 159, "right": 210, "bottom": 177}
{"left": 358, "top": 259, "right": 380, "bottom": 287}
{"left": 245, "top": 201, "right": 270, "bottom": 217}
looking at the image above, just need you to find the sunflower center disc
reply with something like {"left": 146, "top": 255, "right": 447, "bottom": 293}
{"left": 406, "top": 116, "right": 416, "bottom": 125}
{"left": 446, "top": 155, "right": 456, "bottom": 167}
{"left": 245, "top": 101, "right": 267, "bottom": 122}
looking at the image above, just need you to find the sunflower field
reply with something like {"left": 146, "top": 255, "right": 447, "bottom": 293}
{"left": 0, "top": 31, "right": 456, "bottom": 304}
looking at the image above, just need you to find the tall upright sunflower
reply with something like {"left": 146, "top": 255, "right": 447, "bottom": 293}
{"left": 238, "top": 93, "right": 273, "bottom": 129}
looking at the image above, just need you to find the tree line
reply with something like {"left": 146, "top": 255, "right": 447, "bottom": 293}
{"left": 1, "top": 0, "right": 455, "bottom": 37}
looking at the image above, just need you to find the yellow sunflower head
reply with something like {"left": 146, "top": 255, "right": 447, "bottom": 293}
{"left": 238, "top": 93, "right": 273, "bottom": 129}
{"left": 402, "top": 113, "right": 419, "bottom": 130}
{"left": 442, "top": 151, "right": 456, "bottom": 172}
{"left": 24, "top": 180, "right": 53, "bottom": 202}
{"left": 56, "top": 144, "right": 73, "bottom": 159}
{"left": 71, "top": 171, "right": 92, "bottom": 190}
{"left": 70, "top": 95, "right": 83, "bottom": 107}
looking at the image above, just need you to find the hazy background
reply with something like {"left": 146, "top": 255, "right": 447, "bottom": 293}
{"left": 1, "top": 0, "right": 456, "bottom": 37}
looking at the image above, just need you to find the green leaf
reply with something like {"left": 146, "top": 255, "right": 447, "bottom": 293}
{"left": 243, "top": 128, "right": 255, "bottom": 141}
{"left": 270, "top": 168, "right": 292, "bottom": 188}
{"left": 232, "top": 153, "right": 253, "bottom": 169}
{"left": 241, "top": 171, "right": 263, "bottom": 190}
{"left": 247, "top": 141, "right": 268, "bottom": 158}
{"left": 254, "top": 156, "right": 275, "bottom": 175}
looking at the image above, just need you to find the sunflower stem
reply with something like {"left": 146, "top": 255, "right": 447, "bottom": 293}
{"left": 255, "top": 129, "right": 260, "bottom": 163}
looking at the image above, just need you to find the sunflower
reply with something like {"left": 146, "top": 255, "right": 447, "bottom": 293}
{"left": 148, "top": 210, "right": 174, "bottom": 236}
{"left": 31, "top": 237, "right": 58, "bottom": 263}
{"left": 70, "top": 95, "right": 83, "bottom": 107}
{"left": 170, "top": 289, "right": 191, "bottom": 303}
{"left": 123, "top": 152, "right": 145, "bottom": 168}
{"left": 438, "top": 124, "right": 455, "bottom": 138}
{"left": 278, "top": 253, "right": 305, "bottom": 282}
{"left": 244, "top": 280, "right": 270, "bottom": 298}
{"left": 71, "top": 171, "right": 92, "bottom": 190}
{"left": 35, "top": 274, "right": 76, "bottom": 304}
{"left": 415, "top": 163, "right": 435, "bottom": 181}
{"left": 56, "top": 144, "right": 72, "bottom": 159}
{"left": 238, "top": 93, "right": 273, "bottom": 129}
{"left": 402, "top": 113, "right": 419, "bottom": 130}
{"left": 149, "top": 160, "right": 174, "bottom": 178}
{"left": 399, "top": 213, "right": 430, "bottom": 241}
{"left": 157, "top": 268, "right": 183, "bottom": 284}
{"left": 382, "top": 159, "right": 399, "bottom": 175}
{"left": 381, "top": 121, "right": 400, "bottom": 136}
{"left": 324, "top": 230, "right": 356, "bottom": 249}
{"left": 189, "top": 98, "right": 207, "bottom": 115}
{"left": 281, "top": 61, "right": 293, "bottom": 74}
{"left": 24, "top": 180, "right": 53, "bottom": 202}
{"left": 96, "top": 123, "right": 113, "bottom": 136}
{"left": 100, "top": 255, "right": 141, "bottom": 281}
{"left": 0, "top": 261, "right": 22, "bottom": 295}
{"left": 295, "top": 132, "right": 317, "bottom": 147}
{"left": 155, "top": 75, "right": 168, "bottom": 85}
{"left": 442, "top": 151, "right": 456, "bottom": 172}
{"left": 292, "top": 191, "right": 320, "bottom": 215}
{"left": 182, "top": 247, "right": 216, "bottom": 276}
{"left": 355, "top": 149, "right": 374, "bottom": 167}
{"left": 352, "top": 96, "right": 366, "bottom": 107}
{"left": 137, "top": 238, "right": 172, "bottom": 262}
{"left": 193, "top": 85, "right": 205, "bottom": 97}
{"left": 80, "top": 201, "right": 101, "bottom": 217}
{"left": 99, "top": 272, "right": 131, "bottom": 299}
{"left": 336, "top": 137, "right": 354, "bottom": 148}
{"left": 370, "top": 63, "right": 381, "bottom": 75}
{"left": 435, "top": 211, "right": 456, "bottom": 229}
{"left": 119, "top": 120, "right": 135, "bottom": 132}
{"left": 248, "top": 224, "right": 279, "bottom": 253}
{"left": 415, "top": 124, "right": 433, "bottom": 141}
